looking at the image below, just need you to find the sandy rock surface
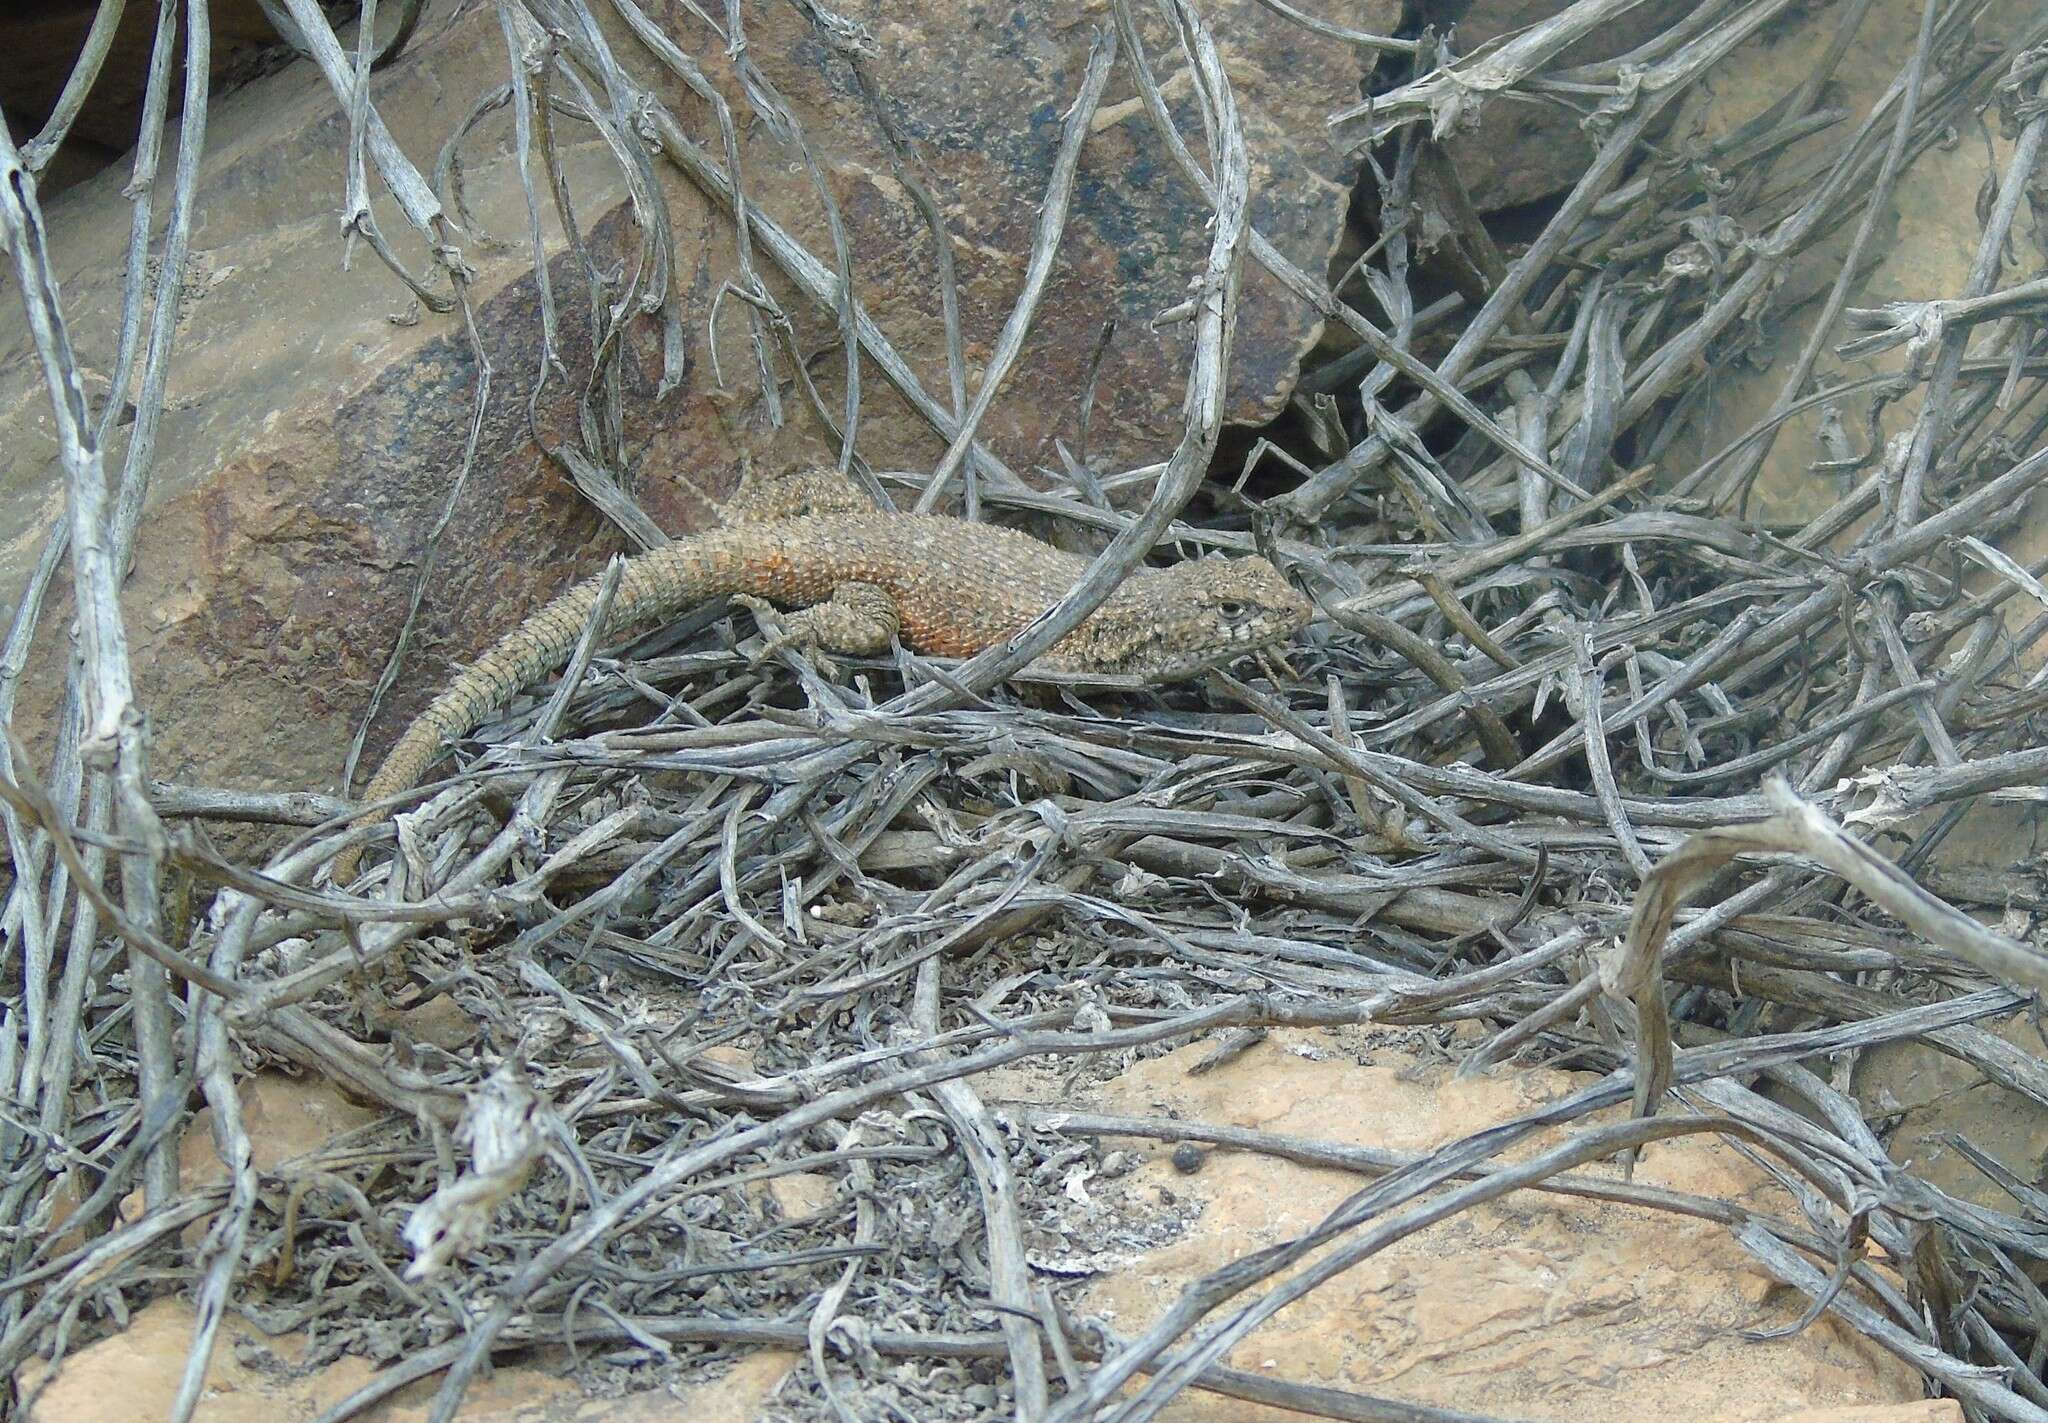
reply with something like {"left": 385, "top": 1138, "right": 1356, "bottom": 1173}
{"left": 26, "top": 1030, "right": 1929, "bottom": 1422}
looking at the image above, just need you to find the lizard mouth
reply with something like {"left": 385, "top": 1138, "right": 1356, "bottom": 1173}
{"left": 1134, "top": 609, "right": 1312, "bottom": 682}
{"left": 1048, "top": 560, "right": 1313, "bottom": 683}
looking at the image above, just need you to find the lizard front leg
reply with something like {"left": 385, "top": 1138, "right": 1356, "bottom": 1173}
{"left": 735, "top": 581, "right": 901, "bottom": 667}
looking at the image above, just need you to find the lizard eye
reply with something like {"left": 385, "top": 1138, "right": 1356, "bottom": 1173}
{"left": 1216, "top": 600, "right": 1248, "bottom": 620}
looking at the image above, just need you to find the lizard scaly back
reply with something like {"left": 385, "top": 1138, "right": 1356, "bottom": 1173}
{"left": 337, "top": 482, "right": 1310, "bottom": 879}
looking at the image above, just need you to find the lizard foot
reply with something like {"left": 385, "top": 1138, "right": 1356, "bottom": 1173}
{"left": 735, "top": 581, "right": 902, "bottom": 673}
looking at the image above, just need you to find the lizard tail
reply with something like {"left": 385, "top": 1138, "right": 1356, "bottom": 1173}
{"left": 331, "top": 555, "right": 674, "bottom": 882}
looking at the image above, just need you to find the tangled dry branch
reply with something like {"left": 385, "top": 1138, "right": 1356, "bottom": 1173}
{"left": 6, "top": 2, "right": 2048, "bottom": 1421}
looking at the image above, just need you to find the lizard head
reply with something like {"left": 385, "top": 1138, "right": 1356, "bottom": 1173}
{"left": 1059, "top": 555, "right": 1314, "bottom": 682}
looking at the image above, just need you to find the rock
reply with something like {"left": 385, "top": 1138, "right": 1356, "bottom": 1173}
{"left": 1653, "top": 0, "right": 2042, "bottom": 521}
{"left": 1004, "top": 1027, "right": 1924, "bottom": 1421}
{"left": 0, "top": 1, "right": 294, "bottom": 197}
{"left": 719, "top": 0, "right": 1385, "bottom": 451}
{"left": 20, "top": 1296, "right": 795, "bottom": 1422}
{"left": 1849, "top": 1003, "right": 2048, "bottom": 1214}
{"left": 0, "top": 0, "right": 1371, "bottom": 806}
{"left": 111, "top": 1072, "right": 383, "bottom": 1242}
{"left": 765, "top": 1170, "right": 839, "bottom": 1220}
{"left": 26, "top": 1033, "right": 1935, "bottom": 1420}
{"left": 375, "top": 992, "right": 482, "bottom": 1054}
{"left": 1758, "top": 1406, "right": 1964, "bottom": 1423}
{"left": 189, "top": 1072, "right": 381, "bottom": 1175}
{"left": 1417, "top": 0, "right": 1696, "bottom": 211}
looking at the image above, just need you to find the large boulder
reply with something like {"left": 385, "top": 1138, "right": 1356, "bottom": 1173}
{"left": 0, "top": 0, "right": 1375, "bottom": 800}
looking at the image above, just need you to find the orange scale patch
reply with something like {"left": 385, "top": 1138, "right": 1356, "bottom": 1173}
{"left": 898, "top": 611, "right": 981, "bottom": 658}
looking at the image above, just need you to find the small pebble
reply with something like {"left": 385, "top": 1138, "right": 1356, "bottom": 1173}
{"left": 1171, "top": 1143, "right": 1206, "bottom": 1174}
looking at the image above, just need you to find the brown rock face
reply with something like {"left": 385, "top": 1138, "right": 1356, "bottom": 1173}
{"left": 0, "top": 0, "right": 1373, "bottom": 800}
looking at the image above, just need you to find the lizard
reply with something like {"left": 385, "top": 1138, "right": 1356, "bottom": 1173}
{"left": 333, "top": 467, "right": 1312, "bottom": 881}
